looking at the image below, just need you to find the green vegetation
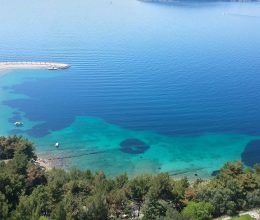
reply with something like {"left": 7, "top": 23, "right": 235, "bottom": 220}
{"left": 182, "top": 202, "right": 214, "bottom": 220}
{"left": 230, "top": 214, "right": 253, "bottom": 220}
{"left": 0, "top": 136, "right": 259, "bottom": 220}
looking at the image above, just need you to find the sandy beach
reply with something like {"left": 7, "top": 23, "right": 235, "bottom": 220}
{"left": 36, "top": 155, "right": 64, "bottom": 171}
{"left": 36, "top": 157, "right": 52, "bottom": 170}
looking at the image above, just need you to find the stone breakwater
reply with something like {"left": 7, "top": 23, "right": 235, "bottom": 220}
{"left": 0, "top": 62, "right": 71, "bottom": 70}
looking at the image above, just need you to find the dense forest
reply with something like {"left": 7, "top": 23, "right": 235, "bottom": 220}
{"left": 0, "top": 136, "right": 259, "bottom": 220}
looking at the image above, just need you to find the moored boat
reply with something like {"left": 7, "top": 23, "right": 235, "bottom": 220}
{"left": 14, "top": 121, "right": 23, "bottom": 127}
{"left": 48, "top": 66, "right": 58, "bottom": 70}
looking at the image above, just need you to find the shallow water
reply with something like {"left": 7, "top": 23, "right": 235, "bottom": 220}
{"left": 0, "top": 0, "right": 260, "bottom": 178}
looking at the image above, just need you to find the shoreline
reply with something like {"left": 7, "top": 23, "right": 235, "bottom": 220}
{"left": 34, "top": 153, "right": 209, "bottom": 181}
{"left": 35, "top": 157, "right": 52, "bottom": 171}
{"left": 36, "top": 155, "right": 64, "bottom": 171}
{"left": 0, "top": 62, "right": 71, "bottom": 71}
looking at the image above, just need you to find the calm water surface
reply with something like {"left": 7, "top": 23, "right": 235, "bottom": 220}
{"left": 0, "top": 0, "right": 260, "bottom": 178}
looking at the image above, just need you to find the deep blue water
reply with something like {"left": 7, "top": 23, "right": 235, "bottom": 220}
{"left": 1, "top": 0, "right": 260, "bottom": 176}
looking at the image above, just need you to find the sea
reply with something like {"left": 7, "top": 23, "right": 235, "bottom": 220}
{"left": 0, "top": 0, "right": 260, "bottom": 178}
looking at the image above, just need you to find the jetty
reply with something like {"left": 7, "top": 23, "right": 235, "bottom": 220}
{"left": 0, "top": 62, "right": 71, "bottom": 70}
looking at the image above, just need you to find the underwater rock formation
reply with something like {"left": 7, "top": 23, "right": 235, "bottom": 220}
{"left": 241, "top": 139, "right": 260, "bottom": 167}
{"left": 211, "top": 170, "right": 220, "bottom": 176}
{"left": 120, "top": 138, "right": 150, "bottom": 154}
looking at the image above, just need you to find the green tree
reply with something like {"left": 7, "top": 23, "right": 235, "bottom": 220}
{"left": 126, "top": 175, "right": 151, "bottom": 216}
{"left": 46, "top": 169, "right": 68, "bottom": 204}
{"left": 107, "top": 189, "right": 130, "bottom": 218}
{"left": 12, "top": 186, "right": 51, "bottom": 220}
{"left": 197, "top": 186, "right": 238, "bottom": 216}
{"left": 219, "top": 161, "right": 244, "bottom": 178}
{"left": 182, "top": 202, "right": 214, "bottom": 220}
{"left": 0, "top": 171, "right": 24, "bottom": 210}
{"left": 0, "top": 192, "right": 9, "bottom": 220}
{"left": 84, "top": 193, "right": 108, "bottom": 220}
{"left": 254, "top": 163, "right": 260, "bottom": 175}
{"left": 142, "top": 194, "right": 166, "bottom": 220}
{"left": 50, "top": 202, "right": 67, "bottom": 220}
{"left": 149, "top": 173, "right": 173, "bottom": 200}
{"left": 245, "top": 189, "right": 260, "bottom": 209}
{"left": 158, "top": 206, "right": 188, "bottom": 220}
{"left": 26, "top": 161, "right": 47, "bottom": 193}
{"left": 7, "top": 152, "right": 29, "bottom": 175}
{"left": 0, "top": 136, "right": 35, "bottom": 160}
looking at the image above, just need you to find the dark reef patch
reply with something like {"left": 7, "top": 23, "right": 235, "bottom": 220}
{"left": 120, "top": 139, "right": 150, "bottom": 154}
{"left": 8, "top": 129, "right": 24, "bottom": 135}
{"left": 211, "top": 170, "right": 220, "bottom": 176}
{"left": 241, "top": 140, "right": 260, "bottom": 167}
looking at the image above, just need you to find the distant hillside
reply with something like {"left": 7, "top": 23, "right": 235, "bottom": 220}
{"left": 139, "top": 0, "right": 259, "bottom": 3}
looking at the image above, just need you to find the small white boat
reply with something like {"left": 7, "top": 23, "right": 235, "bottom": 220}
{"left": 48, "top": 66, "right": 58, "bottom": 70}
{"left": 14, "top": 121, "right": 23, "bottom": 127}
{"left": 55, "top": 142, "right": 60, "bottom": 148}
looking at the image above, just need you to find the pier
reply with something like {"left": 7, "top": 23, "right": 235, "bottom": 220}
{"left": 0, "top": 62, "right": 71, "bottom": 70}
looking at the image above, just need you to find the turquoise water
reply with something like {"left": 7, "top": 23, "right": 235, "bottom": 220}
{"left": 1, "top": 0, "right": 260, "bottom": 178}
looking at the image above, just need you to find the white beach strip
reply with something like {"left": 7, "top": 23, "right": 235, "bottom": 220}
{"left": 0, "top": 62, "right": 71, "bottom": 70}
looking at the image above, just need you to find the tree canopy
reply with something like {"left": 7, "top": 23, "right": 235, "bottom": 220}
{"left": 0, "top": 136, "right": 259, "bottom": 220}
